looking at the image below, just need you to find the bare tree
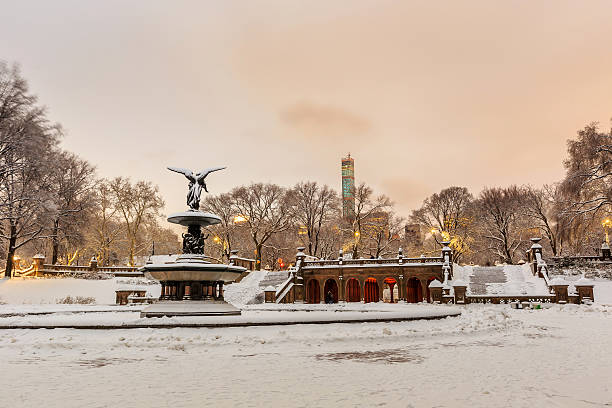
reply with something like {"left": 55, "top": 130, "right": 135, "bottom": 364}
{"left": 46, "top": 151, "right": 95, "bottom": 264}
{"left": 411, "top": 186, "right": 474, "bottom": 263}
{"left": 109, "top": 177, "right": 164, "bottom": 266}
{"left": 364, "top": 211, "right": 404, "bottom": 258}
{"left": 201, "top": 193, "right": 237, "bottom": 262}
{"left": 0, "top": 62, "right": 60, "bottom": 276}
{"left": 522, "top": 184, "right": 570, "bottom": 256}
{"left": 289, "top": 181, "right": 339, "bottom": 258}
{"left": 86, "top": 180, "right": 123, "bottom": 265}
{"left": 477, "top": 186, "right": 528, "bottom": 264}
{"left": 561, "top": 122, "right": 612, "bottom": 216}
{"left": 347, "top": 183, "right": 393, "bottom": 259}
{"left": 230, "top": 183, "right": 292, "bottom": 269}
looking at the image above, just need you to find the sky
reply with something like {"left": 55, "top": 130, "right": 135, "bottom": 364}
{"left": 1, "top": 0, "right": 612, "bottom": 217}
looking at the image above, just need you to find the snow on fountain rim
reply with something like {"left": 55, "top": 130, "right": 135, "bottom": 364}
{"left": 167, "top": 211, "right": 221, "bottom": 226}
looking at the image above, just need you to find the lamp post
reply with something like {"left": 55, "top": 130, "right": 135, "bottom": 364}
{"left": 603, "top": 218, "right": 611, "bottom": 244}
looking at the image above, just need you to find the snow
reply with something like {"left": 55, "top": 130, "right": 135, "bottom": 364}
{"left": 223, "top": 270, "right": 267, "bottom": 306}
{"left": 1, "top": 304, "right": 612, "bottom": 407}
{"left": 2, "top": 273, "right": 612, "bottom": 406}
{"left": 0, "top": 277, "right": 160, "bottom": 305}
{"left": 453, "top": 264, "right": 549, "bottom": 296}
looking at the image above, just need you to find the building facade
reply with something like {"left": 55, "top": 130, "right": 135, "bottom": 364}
{"left": 341, "top": 154, "right": 355, "bottom": 219}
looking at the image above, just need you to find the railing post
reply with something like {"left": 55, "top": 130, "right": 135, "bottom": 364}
{"left": 398, "top": 247, "right": 403, "bottom": 265}
{"left": 229, "top": 249, "right": 239, "bottom": 266}
{"left": 441, "top": 241, "right": 453, "bottom": 276}
{"left": 601, "top": 242, "right": 611, "bottom": 260}
{"left": 32, "top": 254, "right": 45, "bottom": 277}
{"left": 529, "top": 238, "right": 543, "bottom": 276}
{"left": 452, "top": 279, "right": 467, "bottom": 304}
{"left": 89, "top": 256, "right": 98, "bottom": 273}
{"left": 293, "top": 247, "right": 306, "bottom": 303}
{"left": 574, "top": 276, "right": 595, "bottom": 303}
{"left": 549, "top": 277, "right": 569, "bottom": 303}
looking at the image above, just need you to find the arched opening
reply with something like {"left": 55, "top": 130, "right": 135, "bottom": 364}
{"left": 406, "top": 277, "right": 423, "bottom": 303}
{"left": 425, "top": 277, "right": 437, "bottom": 303}
{"left": 306, "top": 279, "right": 320, "bottom": 304}
{"left": 323, "top": 279, "right": 339, "bottom": 304}
{"left": 346, "top": 278, "right": 361, "bottom": 302}
{"left": 364, "top": 277, "right": 380, "bottom": 303}
{"left": 383, "top": 277, "right": 398, "bottom": 303}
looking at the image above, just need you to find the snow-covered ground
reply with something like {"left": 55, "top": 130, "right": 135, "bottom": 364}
{"left": 1, "top": 304, "right": 611, "bottom": 407}
{"left": 1, "top": 275, "right": 612, "bottom": 407}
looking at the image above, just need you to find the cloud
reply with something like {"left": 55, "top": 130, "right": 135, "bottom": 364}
{"left": 280, "top": 101, "right": 370, "bottom": 138}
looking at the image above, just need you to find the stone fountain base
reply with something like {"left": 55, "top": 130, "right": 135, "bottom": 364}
{"left": 139, "top": 249, "right": 246, "bottom": 318}
{"left": 140, "top": 300, "right": 241, "bottom": 318}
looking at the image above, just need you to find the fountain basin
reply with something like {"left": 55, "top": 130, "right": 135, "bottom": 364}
{"left": 167, "top": 211, "right": 221, "bottom": 227}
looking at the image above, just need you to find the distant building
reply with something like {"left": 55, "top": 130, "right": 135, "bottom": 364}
{"left": 341, "top": 154, "right": 355, "bottom": 219}
{"left": 404, "top": 223, "right": 423, "bottom": 248}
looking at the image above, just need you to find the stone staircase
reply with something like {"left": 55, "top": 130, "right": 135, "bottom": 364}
{"left": 463, "top": 264, "right": 550, "bottom": 296}
{"left": 258, "top": 271, "right": 290, "bottom": 290}
{"left": 469, "top": 266, "right": 507, "bottom": 295}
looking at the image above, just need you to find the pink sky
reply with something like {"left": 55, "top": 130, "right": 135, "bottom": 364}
{"left": 2, "top": 1, "right": 612, "bottom": 216}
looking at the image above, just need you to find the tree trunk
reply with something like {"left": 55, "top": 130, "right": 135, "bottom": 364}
{"left": 4, "top": 225, "right": 18, "bottom": 278}
{"left": 255, "top": 244, "right": 263, "bottom": 270}
{"left": 51, "top": 219, "right": 60, "bottom": 264}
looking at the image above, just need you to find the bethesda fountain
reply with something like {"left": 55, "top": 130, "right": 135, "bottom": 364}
{"left": 140, "top": 166, "right": 246, "bottom": 318}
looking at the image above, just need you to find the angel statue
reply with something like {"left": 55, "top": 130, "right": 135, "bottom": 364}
{"left": 167, "top": 166, "right": 226, "bottom": 210}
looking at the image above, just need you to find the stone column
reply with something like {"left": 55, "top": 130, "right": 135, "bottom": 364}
{"left": 574, "top": 277, "right": 594, "bottom": 303}
{"left": 160, "top": 282, "right": 166, "bottom": 300}
{"left": 293, "top": 247, "right": 307, "bottom": 303}
{"left": 452, "top": 280, "right": 467, "bottom": 304}
{"left": 398, "top": 274, "right": 405, "bottom": 302}
{"left": 338, "top": 275, "right": 345, "bottom": 302}
{"left": 601, "top": 242, "right": 611, "bottom": 260}
{"left": 441, "top": 241, "right": 453, "bottom": 276}
{"left": 218, "top": 282, "right": 224, "bottom": 300}
{"left": 550, "top": 278, "right": 569, "bottom": 303}
{"left": 529, "top": 238, "right": 543, "bottom": 276}
{"left": 428, "top": 279, "right": 443, "bottom": 303}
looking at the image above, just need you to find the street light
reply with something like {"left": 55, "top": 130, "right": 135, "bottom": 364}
{"left": 602, "top": 218, "right": 611, "bottom": 243}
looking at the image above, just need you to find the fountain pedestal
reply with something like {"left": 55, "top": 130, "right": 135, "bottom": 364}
{"left": 140, "top": 210, "right": 246, "bottom": 318}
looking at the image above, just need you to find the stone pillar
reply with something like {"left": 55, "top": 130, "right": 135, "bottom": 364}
{"left": 160, "top": 282, "right": 166, "bottom": 300}
{"left": 264, "top": 286, "right": 276, "bottom": 303}
{"left": 319, "top": 279, "right": 325, "bottom": 304}
{"left": 428, "top": 279, "right": 443, "bottom": 303}
{"left": 183, "top": 283, "right": 191, "bottom": 300}
{"left": 441, "top": 241, "right": 453, "bottom": 276}
{"left": 574, "top": 277, "right": 595, "bottom": 303}
{"left": 453, "top": 280, "right": 467, "bottom": 304}
{"left": 171, "top": 282, "right": 178, "bottom": 300}
{"left": 398, "top": 247, "right": 403, "bottom": 265}
{"left": 293, "top": 247, "right": 307, "bottom": 303}
{"left": 529, "top": 238, "right": 543, "bottom": 276}
{"left": 398, "top": 274, "right": 405, "bottom": 302}
{"left": 601, "top": 242, "right": 611, "bottom": 260}
{"left": 32, "top": 254, "right": 45, "bottom": 277}
{"left": 89, "top": 256, "right": 98, "bottom": 272}
{"left": 420, "top": 279, "right": 429, "bottom": 303}
{"left": 339, "top": 275, "right": 345, "bottom": 302}
{"left": 229, "top": 250, "right": 239, "bottom": 265}
{"left": 218, "top": 282, "right": 224, "bottom": 300}
{"left": 550, "top": 278, "right": 569, "bottom": 303}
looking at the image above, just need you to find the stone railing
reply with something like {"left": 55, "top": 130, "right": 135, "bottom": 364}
{"left": 37, "top": 256, "right": 143, "bottom": 277}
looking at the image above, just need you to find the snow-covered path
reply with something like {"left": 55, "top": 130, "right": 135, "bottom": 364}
{"left": 1, "top": 305, "right": 611, "bottom": 407}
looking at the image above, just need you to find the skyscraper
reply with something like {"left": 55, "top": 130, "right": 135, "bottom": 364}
{"left": 341, "top": 154, "right": 355, "bottom": 219}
